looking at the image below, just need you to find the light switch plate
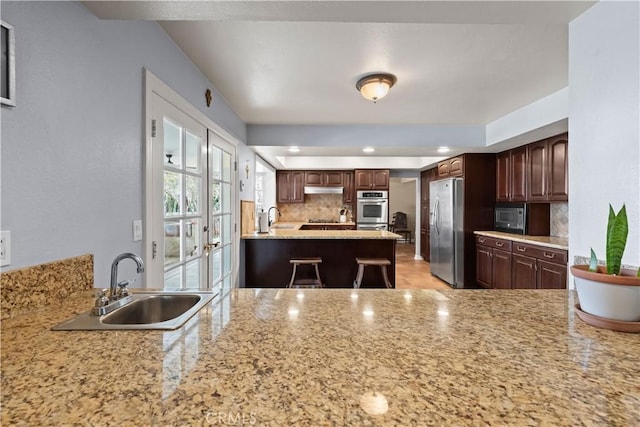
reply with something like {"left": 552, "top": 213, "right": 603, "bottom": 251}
{"left": 133, "top": 220, "right": 143, "bottom": 242}
{"left": 0, "top": 231, "right": 11, "bottom": 267}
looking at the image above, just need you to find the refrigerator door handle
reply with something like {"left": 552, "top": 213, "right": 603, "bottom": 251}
{"left": 433, "top": 198, "right": 439, "bottom": 234}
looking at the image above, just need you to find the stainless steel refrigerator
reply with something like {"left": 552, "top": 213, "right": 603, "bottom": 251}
{"left": 429, "top": 178, "right": 464, "bottom": 288}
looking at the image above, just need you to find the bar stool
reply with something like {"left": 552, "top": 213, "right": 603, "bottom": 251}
{"left": 288, "top": 257, "right": 323, "bottom": 288}
{"left": 353, "top": 258, "right": 392, "bottom": 289}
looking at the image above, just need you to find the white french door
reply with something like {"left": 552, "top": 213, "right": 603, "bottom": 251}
{"left": 206, "top": 129, "right": 236, "bottom": 294}
{"left": 148, "top": 92, "right": 236, "bottom": 291}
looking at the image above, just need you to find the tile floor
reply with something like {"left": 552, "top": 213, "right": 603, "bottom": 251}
{"left": 395, "top": 243, "right": 451, "bottom": 290}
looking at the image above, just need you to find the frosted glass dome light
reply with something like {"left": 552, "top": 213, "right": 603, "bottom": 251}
{"left": 356, "top": 73, "right": 397, "bottom": 103}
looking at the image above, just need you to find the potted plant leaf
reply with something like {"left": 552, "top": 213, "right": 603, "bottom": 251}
{"left": 571, "top": 204, "right": 640, "bottom": 325}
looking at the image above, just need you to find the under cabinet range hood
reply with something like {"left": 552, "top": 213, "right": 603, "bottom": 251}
{"left": 304, "top": 186, "right": 344, "bottom": 195}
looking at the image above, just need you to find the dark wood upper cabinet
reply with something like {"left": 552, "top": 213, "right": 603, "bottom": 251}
{"left": 497, "top": 146, "right": 527, "bottom": 202}
{"left": 527, "top": 140, "right": 548, "bottom": 201}
{"left": 276, "top": 170, "right": 304, "bottom": 203}
{"left": 525, "top": 134, "right": 568, "bottom": 202}
{"left": 304, "top": 171, "right": 323, "bottom": 186}
{"left": 354, "top": 169, "right": 389, "bottom": 190}
{"left": 325, "top": 171, "right": 344, "bottom": 186}
{"left": 496, "top": 152, "right": 511, "bottom": 202}
{"left": 355, "top": 170, "right": 373, "bottom": 189}
{"left": 449, "top": 157, "right": 464, "bottom": 176}
{"left": 304, "top": 171, "right": 344, "bottom": 187}
{"left": 547, "top": 134, "right": 568, "bottom": 201}
{"left": 438, "top": 157, "right": 464, "bottom": 178}
{"left": 343, "top": 171, "right": 354, "bottom": 204}
{"left": 497, "top": 133, "right": 567, "bottom": 203}
{"left": 510, "top": 146, "right": 527, "bottom": 201}
{"left": 420, "top": 173, "right": 429, "bottom": 203}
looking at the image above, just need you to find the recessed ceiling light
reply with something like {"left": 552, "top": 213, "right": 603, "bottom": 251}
{"left": 363, "top": 147, "right": 375, "bottom": 153}
{"left": 437, "top": 147, "right": 450, "bottom": 153}
{"left": 288, "top": 146, "right": 300, "bottom": 153}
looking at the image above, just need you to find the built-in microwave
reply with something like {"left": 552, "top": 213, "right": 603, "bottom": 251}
{"left": 494, "top": 203, "right": 551, "bottom": 236}
{"left": 494, "top": 203, "right": 527, "bottom": 234}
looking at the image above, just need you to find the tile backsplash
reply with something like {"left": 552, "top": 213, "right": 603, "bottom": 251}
{"left": 550, "top": 202, "right": 568, "bottom": 237}
{"left": 278, "top": 194, "right": 353, "bottom": 222}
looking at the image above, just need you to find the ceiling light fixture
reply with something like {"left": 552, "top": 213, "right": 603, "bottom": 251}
{"left": 356, "top": 73, "right": 397, "bottom": 103}
{"left": 288, "top": 146, "right": 300, "bottom": 153}
{"left": 362, "top": 147, "right": 375, "bottom": 153}
{"left": 437, "top": 147, "right": 451, "bottom": 153}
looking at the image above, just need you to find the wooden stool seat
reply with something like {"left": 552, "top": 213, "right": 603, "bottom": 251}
{"left": 288, "top": 258, "right": 323, "bottom": 288}
{"left": 353, "top": 258, "right": 392, "bottom": 288}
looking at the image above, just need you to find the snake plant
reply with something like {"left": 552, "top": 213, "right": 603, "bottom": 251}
{"left": 589, "top": 204, "right": 639, "bottom": 276}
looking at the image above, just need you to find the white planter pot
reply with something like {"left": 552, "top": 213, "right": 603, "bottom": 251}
{"left": 571, "top": 265, "right": 640, "bottom": 322}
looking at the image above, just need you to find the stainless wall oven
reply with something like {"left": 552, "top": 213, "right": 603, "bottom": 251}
{"left": 356, "top": 190, "right": 388, "bottom": 227}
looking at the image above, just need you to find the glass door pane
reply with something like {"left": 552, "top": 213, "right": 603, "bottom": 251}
{"left": 161, "top": 111, "right": 206, "bottom": 290}
{"left": 208, "top": 130, "right": 235, "bottom": 295}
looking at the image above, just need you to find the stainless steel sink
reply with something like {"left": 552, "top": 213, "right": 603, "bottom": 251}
{"left": 52, "top": 291, "right": 216, "bottom": 331}
{"left": 270, "top": 224, "right": 296, "bottom": 229}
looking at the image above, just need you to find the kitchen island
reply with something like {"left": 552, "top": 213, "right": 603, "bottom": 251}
{"left": 242, "top": 223, "right": 402, "bottom": 288}
{"left": 2, "top": 289, "right": 639, "bottom": 425}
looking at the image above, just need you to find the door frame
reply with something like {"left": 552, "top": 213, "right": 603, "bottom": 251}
{"left": 143, "top": 69, "right": 241, "bottom": 288}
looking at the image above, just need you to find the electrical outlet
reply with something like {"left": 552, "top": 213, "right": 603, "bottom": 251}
{"left": 133, "top": 220, "right": 143, "bottom": 242}
{"left": 0, "top": 231, "right": 11, "bottom": 267}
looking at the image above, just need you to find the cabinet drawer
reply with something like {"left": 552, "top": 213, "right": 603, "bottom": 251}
{"left": 512, "top": 242, "right": 567, "bottom": 264}
{"left": 475, "top": 236, "right": 512, "bottom": 251}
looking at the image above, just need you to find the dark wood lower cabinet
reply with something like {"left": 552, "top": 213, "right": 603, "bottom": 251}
{"left": 492, "top": 249, "right": 512, "bottom": 289}
{"left": 537, "top": 260, "right": 567, "bottom": 289}
{"left": 476, "top": 235, "right": 567, "bottom": 289}
{"left": 476, "top": 246, "right": 492, "bottom": 288}
{"left": 512, "top": 254, "right": 536, "bottom": 289}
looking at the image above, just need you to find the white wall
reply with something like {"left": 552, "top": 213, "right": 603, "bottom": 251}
{"left": 0, "top": 2, "right": 248, "bottom": 284}
{"left": 568, "top": 0, "right": 640, "bottom": 268}
{"left": 389, "top": 178, "right": 416, "bottom": 236}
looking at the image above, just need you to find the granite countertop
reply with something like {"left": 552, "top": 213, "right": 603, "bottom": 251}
{"left": 243, "top": 222, "right": 401, "bottom": 240}
{"left": 2, "top": 289, "right": 639, "bottom": 425}
{"left": 474, "top": 230, "right": 569, "bottom": 250}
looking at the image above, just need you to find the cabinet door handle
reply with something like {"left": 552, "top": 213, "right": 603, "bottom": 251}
{"left": 516, "top": 246, "right": 526, "bottom": 252}
{"left": 495, "top": 242, "right": 504, "bottom": 247}
{"left": 543, "top": 252, "right": 556, "bottom": 259}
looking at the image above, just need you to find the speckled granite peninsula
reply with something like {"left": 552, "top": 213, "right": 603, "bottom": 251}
{"left": 2, "top": 289, "right": 639, "bottom": 425}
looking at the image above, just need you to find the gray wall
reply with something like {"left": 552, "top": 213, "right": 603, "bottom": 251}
{"left": 248, "top": 124, "right": 486, "bottom": 148}
{"left": 0, "top": 1, "right": 248, "bottom": 284}
{"left": 568, "top": 0, "right": 640, "bottom": 268}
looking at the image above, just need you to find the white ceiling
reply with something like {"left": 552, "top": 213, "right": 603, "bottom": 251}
{"left": 84, "top": 1, "right": 595, "bottom": 168}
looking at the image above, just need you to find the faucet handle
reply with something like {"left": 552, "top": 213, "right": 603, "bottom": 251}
{"left": 116, "top": 280, "right": 132, "bottom": 298}
{"left": 94, "top": 289, "right": 110, "bottom": 307}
